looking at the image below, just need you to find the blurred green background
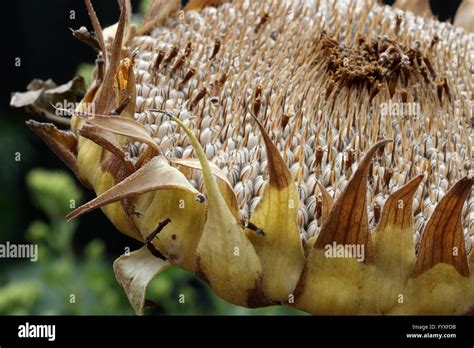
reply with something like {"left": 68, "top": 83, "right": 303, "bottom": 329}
{"left": 0, "top": 0, "right": 303, "bottom": 316}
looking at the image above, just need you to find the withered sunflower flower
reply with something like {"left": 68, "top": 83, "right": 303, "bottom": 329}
{"left": 12, "top": 0, "right": 474, "bottom": 315}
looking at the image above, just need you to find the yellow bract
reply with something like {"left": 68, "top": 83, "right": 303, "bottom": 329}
{"left": 245, "top": 115, "right": 305, "bottom": 303}
{"left": 170, "top": 113, "right": 265, "bottom": 307}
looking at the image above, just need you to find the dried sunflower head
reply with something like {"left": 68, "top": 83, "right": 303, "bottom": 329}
{"left": 13, "top": 0, "right": 474, "bottom": 315}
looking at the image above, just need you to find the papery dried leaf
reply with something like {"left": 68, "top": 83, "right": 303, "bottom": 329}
{"left": 11, "top": 89, "right": 43, "bottom": 108}
{"left": 413, "top": 177, "right": 473, "bottom": 278}
{"left": 169, "top": 157, "right": 239, "bottom": 217}
{"left": 11, "top": 77, "right": 86, "bottom": 126}
{"left": 78, "top": 114, "right": 159, "bottom": 155}
{"left": 46, "top": 77, "right": 86, "bottom": 98}
{"left": 71, "top": 26, "right": 101, "bottom": 52}
{"left": 372, "top": 175, "right": 423, "bottom": 313}
{"left": 294, "top": 140, "right": 390, "bottom": 314}
{"left": 244, "top": 114, "right": 305, "bottom": 303}
{"left": 25, "top": 120, "right": 84, "bottom": 183}
{"left": 113, "top": 246, "right": 170, "bottom": 315}
{"left": 139, "top": 0, "right": 180, "bottom": 35}
{"left": 168, "top": 113, "right": 265, "bottom": 307}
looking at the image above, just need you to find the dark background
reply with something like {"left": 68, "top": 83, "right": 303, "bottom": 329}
{"left": 0, "top": 0, "right": 463, "bottom": 273}
{"left": 0, "top": 0, "right": 143, "bottom": 254}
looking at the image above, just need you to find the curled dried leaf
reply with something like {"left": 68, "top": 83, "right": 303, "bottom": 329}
{"left": 113, "top": 246, "right": 170, "bottom": 315}
{"left": 71, "top": 26, "right": 101, "bottom": 51}
{"left": 25, "top": 120, "right": 85, "bottom": 184}
{"left": 11, "top": 77, "right": 86, "bottom": 126}
{"left": 92, "top": 0, "right": 130, "bottom": 115}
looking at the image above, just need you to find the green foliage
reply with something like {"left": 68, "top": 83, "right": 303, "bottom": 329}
{"left": 0, "top": 281, "right": 40, "bottom": 315}
{"left": 139, "top": 0, "right": 153, "bottom": 15}
{"left": 1, "top": 169, "right": 133, "bottom": 315}
{"left": 27, "top": 169, "right": 81, "bottom": 220}
{"left": 76, "top": 63, "right": 95, "bottom": 88}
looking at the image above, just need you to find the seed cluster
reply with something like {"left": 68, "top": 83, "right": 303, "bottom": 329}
{"left": 123, "top": 0, "right": 472, "bottom": 251}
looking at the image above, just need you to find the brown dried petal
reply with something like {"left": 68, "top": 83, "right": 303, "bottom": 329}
{"left": 412, "top": 177, "right": 473, "bottom": 278}
{"left": 71, "top": 26, "right": 100, "bottom": 52}
{"left": 25, "top": 120, "right": 88, "bottom": 187}
{"left": 314, "top": 139, "right": 391, "bottom": 264}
